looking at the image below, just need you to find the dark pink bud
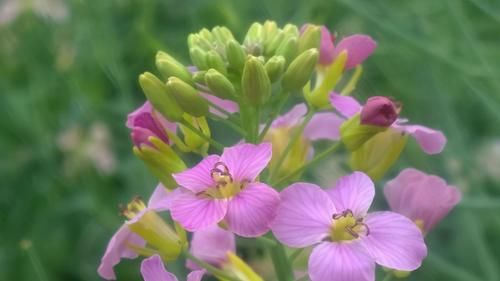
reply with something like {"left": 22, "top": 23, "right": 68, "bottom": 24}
{"left": 360, "top": 96, "right": 400, "bottom": 127}
{"left": 301, "top": 24, "right": 335, "bottom": 66}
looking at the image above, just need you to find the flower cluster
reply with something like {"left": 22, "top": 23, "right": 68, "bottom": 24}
{"left": 98, "top": 21, "right": 461, "bottom": 281}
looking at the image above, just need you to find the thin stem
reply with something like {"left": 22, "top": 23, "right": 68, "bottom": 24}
{"left": 289, "top": 248, "right": 304, "bottom": 263}
{"left": 207, "top": 112, "right": 247, "bottom": 136}
{"left": 273, "top": 142, "right": 342, "bottom": 186}
{"left": 184, "top": 251, "right": 240, "bottom": 281}
{"left": 180, "top": 120, "right": 224, "bottom": 151}
{"left": 269, "top": 243, "right": 294, "bottom": 281}
{"left": 205, "top": 98, "right": 239, "bottom": 121}
{"left": 256, "top": 235, "right": 278, "bottom": 247}
{"left": 22, "top": 241, "right": 49, "bottom": 281}
{"left": 258, "top": 92, "right": 290, "bottom": 142}
{"left": 267, "top": 109, "right": 315, "bottom": 183}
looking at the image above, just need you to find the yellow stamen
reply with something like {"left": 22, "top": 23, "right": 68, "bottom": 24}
{"left": 122, "top": 197, "right": 146, "bottom": 220}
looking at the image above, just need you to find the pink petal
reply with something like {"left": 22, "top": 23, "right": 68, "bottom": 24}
{"left": 172, "top": 155, "right": 220, "bottom": 193}
{"left": 220, "top": 143, "right": 272, "bottom": 182}
{"left": 225, "top": 182, "right": 280, "bottom": 237}
{"left": 329, "top": 93, "right": 362, "bottom": 118}
{"left": 326, "top": 172, "right": 375, "bottom": 217}
{"left": 271, "top": 103, "right": 307, "bottom": 128}
{"left": 303, "top": 112, "right": 343, "bottom": 141}
{"left": 319, "top": 26, "right": 336, "bottom": 65}
{"left": 361, "top": 211, "right": 427, "bottom": 271}
{"left": 127, "top": 101, "right": 153, "bottom": 128}
{"left": 395, "top": 124, "right": 446, "bottom": 154}
{"left": 98, "top": 225, "right": 146, "bottom": 280}
{"left": 171, "top": 191, "right": 228, "bottom": 232}
{"left": 201, "top": 93, "right": 239, "bottom": 118}
{"left": 271, "top": 183, "right": 335, "bottom": 247}
{"left": 308, "top": 242, "right": 375, "bottom": 281}
{"left": 147, "top": 185, "right": 182, "bottom": 212}
{"left": 187, "top": 270, "right": 206, "bottom": 281}
{"left": 384, "top": 168, "right": 461, "bottom": 232}
{"left": 131, "top": 127, "right": 155, "bottom": 147}
{"left": 140, "top": 255, "right": 178, "bottom": 281}
{"left": 332, "top": 35, "right": 377, "bottom": 70}
{"left": 187, "top": 225, "right": 235, "bottom": 269}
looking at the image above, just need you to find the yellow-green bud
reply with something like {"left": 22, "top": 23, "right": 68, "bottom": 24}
{"left": 264, "top": 30, "right": 285, "bottom": 56}
{"left": 265, "top": 55, "right": 286, "bottom": 82}
{"left": 187, "top": 34, "right": 212, "bottom": 51}
{"left": 199, "top": 28, "right": 214, "bottom": 42}
{"left": 165, "top": 77, "right": 208, "bottom": 117}
{"left": 156, "top": 51, "right": 193, "bottom": 84}
{"left": 206, "top": 50, "right": 227, "bottom": 76}
{"left": 192, "top": 71, "right": 206, "bottom": 84}
{"left": 275, "top": 36, "right": 298, "bottom": 65}
{"left": 139, "top": 72, "right": 183, "bottom": 121}
{"left": 205, "top": 69, "right": 236, "bottom": 99}
{"left": 244, "top": 22, "right": 263, "bottom": 46}
{"left": 262, "top": 20, "right": 279, "bottom": 45}
{"left": 242, "top": 56, "right": 271, "bottom": 105}
{"left": 226, "top": 39, "right": 246, "bottom": 72}
{"left": 298, "top": 25, "right": 321, "bottom": 54}
{"left": 283, "top": 24, "right": 299, "bottom": 37}
{"left": 282, "top": 48, "right": 319, "bottom": 91}
{"left": 212, "top": 26, "right": 234, "bottom": 45}
{"left": 189, "top": 47, "right": 208, "bottom": 70}
{"left": 339, "top": 114, "right": 386, "bottom": 151}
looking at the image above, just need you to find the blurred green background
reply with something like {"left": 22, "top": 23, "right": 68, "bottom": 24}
{"left": 1, "top": 0, "right": 500, "bottom": 280}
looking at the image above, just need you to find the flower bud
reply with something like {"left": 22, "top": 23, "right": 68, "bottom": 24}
{"left": 242, "top": 56, "right": 271, "bottom": 105}
{"left": 282, "top": 48, "right": 319, "bottom": 91}
{"left": 244, "top": 22, "right": 263, "bottom": 47}
{"left": 139, "top": 72, "right": 183, "bottom": 122}
{"left": 192, "top": 71, "right": 206, "bottom": 84}
{"left": 187, "top": 33, "right": 212, "bottom": 51}
{"left": 165, "top": 77, "right": 209, "bottom": 117}
{"left": 179, "top": 115, "right": 211, "bottom": 154}
{"left": 360, "top": 96, "right": 400, "bottom": 127}
{"left": 265, "top": 55, "right": 286, "bottom": 82}
{"left": 264, "top": 30, "right": 285, "bottom": 56}
{"left": 339, "top": 114, "right": 387, "bottom": 151}
{"left": 212, "top": 26, "right": 235, "bottom": 45}
{"left": 206, "top": 50, "right": 227, "bottom": 76}
{"left": 298, "top": 24, "right": 321, "bottom": 54}
{"left": 283, "top": 24, "right": 299, "bottom": 37}
{"left": 155, "top": 51, "right": 193, "bottom": 84}
{"left": 189, "top": 47, "right": 208, "bottom": 70}
{"left": 275, "top": 36, "right": 298, "bottom": 64}
{"left": 199, "top": 28, "right": 214, "bottom": 42}
{"left": 226, "top": 39, "right": 246, "bottom": 72}
{"left": 205, "top": 69, "right": 236, "bottom": 99}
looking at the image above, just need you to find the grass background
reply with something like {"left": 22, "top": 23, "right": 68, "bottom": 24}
{"left": 1, "top": 0, "right": 500, "bottom": 280}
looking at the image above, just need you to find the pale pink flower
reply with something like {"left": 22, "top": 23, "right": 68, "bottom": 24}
{"left": 271, "top": 172, "right": 427, "bottom": 281}
{"left": 384, "top": 168, "right": 461, "bottom": 233}
{"left": 186, "top": 225, "right": 235, "bottom": 270}
{"left": 141, "top": 255, "right": 205, "bottom": 281}
{"left": 171, "top": 143, "right": 280, "bottom": 237}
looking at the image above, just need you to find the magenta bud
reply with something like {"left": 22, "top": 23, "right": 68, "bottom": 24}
{"left": 126, "top": 102, "right": 176, "bottom": 148}
{"left": 360, "top": 96, "right": 400, "bottom": 127}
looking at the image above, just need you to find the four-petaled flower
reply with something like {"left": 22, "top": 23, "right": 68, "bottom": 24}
{"left": 271, "top": 172, "right": 427, "bottom": 281}
{"left": 171, "top": 143, "right": 280, "bottom": 237}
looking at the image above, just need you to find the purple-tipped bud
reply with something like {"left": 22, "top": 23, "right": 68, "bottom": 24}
{"left": 126, "top": 102, "right": 176, "bottom": 148}
{"left": 360, "top": 96, "right": 400, "bottom": 127}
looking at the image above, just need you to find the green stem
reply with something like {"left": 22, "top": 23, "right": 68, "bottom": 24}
{"left": 256, "top": 235, "right": 278, "bottom": 247}
{"left": 273, "top": 142, "right": 342, "bottom": 186}
{"left": 207, "top": 112, "right": 247, "bottom": 136}
{"left": 269, "top": 243, "right": 294, "bottom": 281}
{"left": 184, "top": 251, "right": 240, "bottom": 281}
{"left": 267, "top": 109, "right": 315, "bottom": 183}
{"left": 180, "top": 120, "right": 224, "bottom": 151}
{"left": 257, "top": 92, "right": 290, "bottom": 142}
{"left": 289, "top": 248, "right": 304, "bottom": 263}
{"left": 23, "top": 242, "right": 49, "bottom": 281}
{"left": 381, "top": 272, "right": 393, "bottom": 281}
{"left": 205, "top": 98, "right": 239, "bottom": 121}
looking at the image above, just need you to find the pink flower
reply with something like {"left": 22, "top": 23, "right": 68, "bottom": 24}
{"left": 360, "top": 96, "right": 400, "bottom": 127}
{"left": 141, "top": 255, "right": 205, "bottom": 281}
{"left": 126, "top": 101, "right": 177, "bottom": 147}
{"left": 384, "top": 168, "right": 461, "bottom": 234}
{"left": 200, "top": 93, "right": 239, "bottom": 118}
{"left": 171, "top": 143, "right": 280, "bottom": 237}
{"left": 271, "top": 172, "right": 427, "bottom": 281}
{"left": 186, "top": 225, "right": 235, "bottom": 270}
{"left": 314, "top": 25, "right": 377, "bottom": 69}
{"left": 98, "top": 185, "right": 179, "bottom": 280}
{"left": 330, "top": 93, "right": 447, "bottom": 154}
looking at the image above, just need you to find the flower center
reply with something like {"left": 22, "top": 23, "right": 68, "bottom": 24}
{"left": 204, "top": 162, "right": 242, "bottom": 199}
{"left": 121, "top": 197, "right": 146, "bottom": 220}
{"left": 330, "top": 209, "right": 369, "bottom": 242}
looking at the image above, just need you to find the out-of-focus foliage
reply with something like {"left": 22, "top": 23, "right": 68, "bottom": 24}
{"left": 1, "top": 0, "right": 499, "bottom": 280}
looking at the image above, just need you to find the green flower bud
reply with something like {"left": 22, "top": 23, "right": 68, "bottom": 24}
{"left": 242, "top": 56, "right": 271, "bottom": 105}
{"left": 187, "top": 34, "right": 212, "bottom": 51}
{"left": 275, "top": 36, "right": 298, "bottom": 65}
{"left": 212, "top": 26, "right": 235, "bottom": 45}
{"left": 165, "top": 77, "right": 209, "bottom": 117}
{"left": 179, "top": 115, "right": 211, "bottom": 155}
{"left": 264, "top": 30, "right": 285, "bottom": 56}
{"left": 189, "top": 47, "right": 208, "bottom": 70}
{"left": 283, "top": 24, "right": 299, "bottom": 37}
{"left": 206, "top": 50, "right": 227, "bottom": 76}
{"left": 244, "top": 22, "right": 263, "bottom": 55}
{"left": 205, "top": 68, "right": 236, "bottom": 99}
{"left": 139, "top": 72, "right": 183, "bottom": 121}
{"left": 199, "top": 28, "right": 214, "bottom": 42}
{"left": 339, "top": 114, "right": 386, "bottom": 151}
{"left": 282, "top": 48, "right": 319, "bottom": 91}
{"left": 156, "top": 51, "right": 193, "bottom": 84}
{"left": 298, "top": 24, "right": 321, "bottom": 54}
{"left": 226, "top": 39, "right": 247, "bottom": 72}
{"left": 265, "top": 55, "right": 286, "bottom": 82}
{"left": 192, "top": 71, "right": 206, "bottom": 84}
{"left": 262, "top": 20, "right": 279, "bottom": 45}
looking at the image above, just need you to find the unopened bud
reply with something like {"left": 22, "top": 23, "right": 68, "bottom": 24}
{"left": 262, "top": 20, "right": 279, "bottom": 46}
{"left": 206, "top": 50, "right": 227, "bottom": 76}
{"left": 226, "top": 39, "right": 246, "bottom": 72}
{"left": 264, "top": 30, "right": 285, "bottom": 56}
{"left": 275, "top": 36, "right": 298, "bottom": 65}
{"left": 282, "top": 48, "right": 319, "bottom": 91}
{"left": 199, "top": 28, "right": 214, "bottom": 42}
{"left": 283, "top": 24, "right": 299, "bottom": 37}
{"left": 212, "top": 26, "right": 235, "bottom": 44}
{"left": 189, "top": 47, "right": 208, "bottom": 70}
{"left": 244, "top": 22, "right": 263, "bottom": 55}
{"left": 360, "top": 96, "right": 400, "bottom": 127}
{"left": 187, "top": 34, "right": 212, "bottom": 51}
{"left": 298, "top": 25, "right": 321, "bottom": 54}
{"left": 165, "top": 77, "right": 208, "bottom": 117}
{"left": 205, "top": 69, "right": 236, "bottom": 99}
{"left": 156, "top": 51, "right": 193, "bottom": 84}
{"left": 192, "top": 71, "right": 206, "bottom": 84}
{"left": 139, "top": 72, "right": 183, "bottom": 121}
{"left": 265, "top": 56, "right": 286, "bottom": 82}
{"left": 242, "top": 56, "right": 271, "bottom": 105}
